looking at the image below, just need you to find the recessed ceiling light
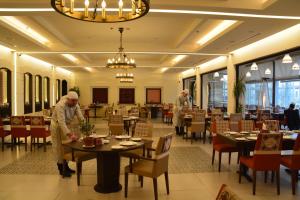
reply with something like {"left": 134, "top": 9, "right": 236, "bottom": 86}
{"left": 61, "top": 54, "right": 79, "bottom": 63}
{"left": 250, "top": 62, "right": 258, "bottom": 71}
{"left": 0, "top": 16, "right": 50, "bottom": 46}
{"left": 161, "top": 67, "right": 169, "bottom": 73}
{"left": 197, "top": 20, "right": 238, "bottom": 46}
{"left": 282, "top": 53, "right": 293, "bottom": 64}
{"left": 84, "top": 67, "right": 93, "bottom": 72}
{"left": 171, "top": 55, "right": 187, "bottom": 65}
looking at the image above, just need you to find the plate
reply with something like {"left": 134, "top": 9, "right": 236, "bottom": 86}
{"left": 91, "top": 134, "right": 108, "bottom": 138}
{"left": 115, "top": 135, "right": 131, "bottom": 139}
{"left": 103, "top": 139, "right": 110, "bottom": 144}
{"left": 251, "top": 131, "right": 260, "bottom": 134}
{"left": 119, "top": 141, "right": 137, "bottom": 146}
{"left": 236, "top": 137, "right": 246, "bottom": 141}
{"left": 240, "top": 131, "right": 249, "bottom": 134}
{"left": 247, "top": 136, "right": 257, "bottom": 140}
{"left": 111, "top": 145, "right": 124, "bottom": 149}
{"left": 131, "top": 137, "right": 142, "bottom": 142}
{"left": 82, "top": 144, "right": 95, "bottom": 148}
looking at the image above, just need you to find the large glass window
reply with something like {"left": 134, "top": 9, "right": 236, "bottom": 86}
{"left": 24, "top": 73, "right": 33, "bottom": 114}
{"left": 0, "top": 68, "right": 12, "bottom": 117}
{"left": 201, "top": 69, "right": 228, "bottom": 111}
{"left": 44, "top": 77, "right": 50, "bottom": 109}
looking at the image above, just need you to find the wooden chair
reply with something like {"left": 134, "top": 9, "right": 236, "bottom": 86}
{"left": 281, "top": 134, "right": 300, "bottom": 194}
{"left": 108, "top": 114, "right": 124, "bottom": 136}
{"left": 30, "top": 116, "right": 51, "bottom": 152}
{"left": 239, "top": 133, "right": 282, "bottom": 195}
{"left": 0, "top": 118, "right": 10, "bottom": 151}
{"left": 124, "top": 133, "right": 173, "bottom": 200}
{"left": 188, "top": 112, "right": 206, "bottom": 144}
{"left": 229, "top": 113, "right": 242, "bottom": 132}
{"left": 212, "top": 121, "right": 239, "bottom": 172}
{"left": 10, "top": 116, "right": 30, "bottom": 151}
{"left": 216, "top": 184, "right": 242, "bottom": 200}
{"left": 263, "top": 120, "right": 280, "bottom": 132}
{"left": 239, "top": 120, "right": 255, "bottom": 132}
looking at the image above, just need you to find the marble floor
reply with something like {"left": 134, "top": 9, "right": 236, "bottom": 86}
{"left": 0, "top": 119, "right": 299, "bottom": 200}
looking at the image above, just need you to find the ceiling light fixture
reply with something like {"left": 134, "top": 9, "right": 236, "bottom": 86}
{"left": 172, "top": 55, "right": 187, "bottom": 64}
{"left": 197, "top": 20, "right": 237, "bottom": 46}
{"left": 213, "top": 72, "right": 220, "bottom": 78}
{"left": 161, "top": 67, "right": 169, "bottom": 73}
{"left": 61, "top": 53, "right": 79, "bottom": 63}
{"left": 292, "top": 63, "right": 300, "bottom": 70}
{"left": 265, "top": 68, "right": 271, "bottom": 75}
{"left": 282, "top": 53, "right": 293, "bottom": 64}
{"left": 0, "top": 16, "right": 49, "bottom": 46}
{"left": 246, "top": 71, "right": 251, "bottom": 77}
{"left": 51, "top": 0, "right": 150, "bottom": 23}
{"left": 120, "top": 78, "right": 134, "bottom": 83}
{"left": 250, "top": 62, "right": 258, "bottom": 71}
{"left": 116, "top": 72, "right": 134, "bottom": 79}
{"left": 106, "top": 28, "right": 136, "bottom": 69}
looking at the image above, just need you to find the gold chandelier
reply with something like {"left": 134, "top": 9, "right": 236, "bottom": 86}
{"left": 51, "top": 0, "right": 150, "bottom": 23}
{"left": 106, "top": 27, "right": 136, "bottom": 69}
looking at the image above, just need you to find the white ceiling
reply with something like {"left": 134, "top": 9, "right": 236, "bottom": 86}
{"left": 0, "top": 0, "right": 299, "bottom": 73}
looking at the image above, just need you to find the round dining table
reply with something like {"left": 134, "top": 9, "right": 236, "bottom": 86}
{"left": 64, "top": 138, "right": 147, "bottom": 193}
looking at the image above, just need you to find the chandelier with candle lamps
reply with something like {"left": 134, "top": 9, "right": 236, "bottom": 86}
{"left": 106, "top": 27, "right": 136, "bottom": 69}
{"left": 51, "top": 0, "right": 150, "bottom": 23}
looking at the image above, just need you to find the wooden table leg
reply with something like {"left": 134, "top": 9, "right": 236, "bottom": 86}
{"left": 94, "top": 152, "right": 122, "bottom": 193}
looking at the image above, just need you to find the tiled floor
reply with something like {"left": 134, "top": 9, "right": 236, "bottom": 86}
{"left": 0, "top": 119, "right": 299, "bottom": 200}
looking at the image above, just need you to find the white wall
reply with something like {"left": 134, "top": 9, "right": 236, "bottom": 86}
{"left": 74, "top": 69, "right": 179, "bottom": 106}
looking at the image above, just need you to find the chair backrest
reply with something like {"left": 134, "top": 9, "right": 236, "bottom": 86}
{"left": 230, "top": 113, "right": 242, "bottom": 122}
{"left": 109, "top": 123, "right": 124, "bottom": 136}
{"left": 253, "top": 133, "right": 282, "bottom": 169}
{"left": 259, "top": 112, "right": 271, "bottom": 121}
{"left": 10, "top": 116, "right": 25, "bottom": 126}
{"left": 263, "top": 120, "right": 279, "bottom": 132}
{"left": 109, "top": 114, "right": 123, "bottom": 124}
{"left": 215, "top": 121, "right": 229, "bottom": 134}
{"left": 118, "top": 106, "right": 128, "bottom": 116}
{"left": 290, "top": 134, "right": 300, "bottom": 167}
{"left": 211, "top": 113, "right": 223, "bottom": 122}
{"left": 212, "top": 108, "right": 222, "bottom": 114}
{"left": 198, "top": 109, "right": 206, "bottom": 115}
{"left": 192, "top": 112, "right": 205, "bottom": 122}
{"left": 30, "top": 116, "right": 45, "bottom": 126}
{"left": 216, "top": 184, "right": 242, "bottom": 200}
{"left": 239, "top": 120, "right": 254, "bottom": 132}
{"left": 134, "top": 122, "right": 152, "bottom": 138}
{"left": 155, "top": 133, "right": 173, "bottom": 155}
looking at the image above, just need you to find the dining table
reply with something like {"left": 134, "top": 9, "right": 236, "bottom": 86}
{"left": 217, "top": 131, "right": 297, "bottom": 181}
{"left": 64, "top": 137, "right": 151, "bottom": 193}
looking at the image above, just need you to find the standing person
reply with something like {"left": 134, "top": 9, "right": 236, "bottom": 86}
{"left": 284, "top": 103, "right": 300, "bottom": 130}
{"left": 174, "top": 89, "right": 190, "bottom": 135}
{"left": 51, "top": 91, "right": 85, "bottom": 177}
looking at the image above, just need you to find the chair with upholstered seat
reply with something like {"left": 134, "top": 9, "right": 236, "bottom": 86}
{"left": 239, "top": 133, "right": 282, "bottom": 195}
{"left": 187, "top": 112, "right": 206, "bottom": 144}
{"left": 124, "top": 133, "right": 173, "bottom": 200}
{"left": 0, "top": 118, "right": 10, "bottom": 151}
{"left": 10, "top": 116, "right": 30, "bottom": 151}
{"left": 263, "top": 120, "right": 280, "bottom": 132}
{"left": 229, "top": 113, "right": 242, "bottom": 132}
{"left": 281, "top": 134, "right": 300, "bottom": 194}
{"left": 108, "top": 114, "right": 124, "bottom": 136}
{"left": 239, "top": 120, "right": 255, "bottom": 132}
{"left": 209, "top": 113, "right": 223, "bottom": 143}
{"left": 216, "top": 184, "right": 242, "bottom": 200}
{"left": 212, "top": 120, "right": 239, "bottom": 172}
{"left": 30, "top": 116, "right": 51, "bottom": 152}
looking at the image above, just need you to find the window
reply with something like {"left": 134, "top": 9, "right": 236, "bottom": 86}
{"left": 92, "top": 88, "right": 108, "bottom": 104}
{"left": 56, "top": 79, "right": 61, "bottom": 102}
{"left": 119, "top": 88, "right": 135, "bottom": 104}
{"left": 146, "top": 88, "right": 161, "bottom": 104}
{"left": 24, "top": 73, "right": 33, "bottom": 114}
{"left": 62, "top": 80, "right": 68, "bottom": 96}
{"left": 183, "top": 76, "right": 196, "bottom": 105}
{"left": 0, "top": 68, "right": 12, "bottom": 117}
{"left": 201, "top": 69, "right": 228, "bottom": 111}
{"left": 35, "top": 75, "right": 42, "bottom": 112}
{"left": 44, "top": 77, "right": 50, "bottom": 109}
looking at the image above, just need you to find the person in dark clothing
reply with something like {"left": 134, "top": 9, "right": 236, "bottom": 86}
{"left": 284, "top": 103, "right": 300, "bottom": 130}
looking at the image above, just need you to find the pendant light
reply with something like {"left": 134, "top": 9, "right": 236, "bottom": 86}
{"left": 250, "top": 62, "right": 258, "bottom": 71}
{"left": 265, "top": 68, "right": 271, "bottom": 75}
{"left": 292, "top": 63, "right": 300, "bottom": 70}
{"left": 213, "top": 72, "right": 219, "bottom": 78}
{"left": 282, "top": 53, "right": 293, "bottom": 64}
{"left": 246, "top": 71, "right": 251, "bottom": 77}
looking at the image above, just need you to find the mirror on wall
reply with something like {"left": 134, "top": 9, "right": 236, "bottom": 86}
{"left": 62, "top": 80, "right": 68, "bottom": 96}
{"left": 56, "top": 79, "right": 61, "bottom": 103}
{"left": 0, "top": 68, "right": 12, "bottom": 117}
{"left": 24, "top": 72, "right": 33, "bottom": 114}
{"left": 44, "top": 77, "right": 50, "bottom": 109}
{"left": 35, "top": 75, "right": 42, "bottom": 112}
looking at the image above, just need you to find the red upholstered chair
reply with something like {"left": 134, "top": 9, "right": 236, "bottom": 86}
{"left": 239, "top": 133, "right": 282, "bottom": 195}
{"left": 212, "top": 121, "right": 239, "bottom": 172}
{"left": 10, "top": 116, "right": 30, "bottom": 151}
{"left": 281, "top": 134, "right": 300, "bottom": 194}
{"left": 0, "top": 118, "right": 10, "bottom": 151}
{"left": 209, "top": 113, "right": 223, "bottom": 143}
{"left": 30, "top": 116, "right": 51, "bottom": 152}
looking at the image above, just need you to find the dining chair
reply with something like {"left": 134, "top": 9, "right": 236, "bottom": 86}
{"left": 216, "top": 184, "right": 242, "bottom": 200}
{"left": 229, "top": 113, "right": 242, "bottom": 132}
{"left": 188, "top": 112, "right": 206, "bottom": 144}
{"left": 239, "top": 133, "right": 282, "bottom": 195}
{"left": 124, "top": 133, "right": 173, "bottom": 200}
{"left": 209, "top": 113, "right": 223, "bottom": 143}
{"left": 0, "top": 118, "right": 10, "bottom": 151}
{"left": 212, "top": 121, "right": 239, "bottom": 172}
{"left": 239, "top": 120, "right": 255, "bottom": 132}
{"left": 281, "top": 134, "right": 300, "bottom": 194}
{"left": 263, "top": 120, "right": 280, "bottom": 132}
{"left": 10, "top": 116, "right": 30, "bottom": 151}
{"left": 108, "top": 114, "right": 124, "bottom": 136}
{"left": 30, "top": 116, "right": 51, "bottom": 152}
{"left": 212, "top": 108, "right": 222, "bottom": 114}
